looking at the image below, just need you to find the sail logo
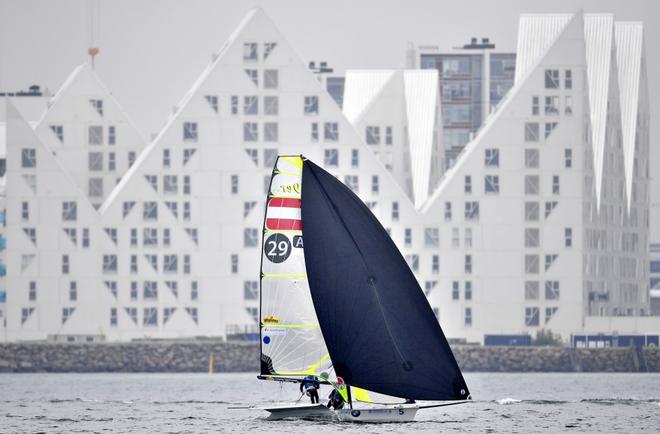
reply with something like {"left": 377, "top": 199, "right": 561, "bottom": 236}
{"left": 266, "top": 197, "right": 302, "bottom": 231}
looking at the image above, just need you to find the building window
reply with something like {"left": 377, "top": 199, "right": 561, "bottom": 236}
{"left": 130, "top": 282, "right": 138, "bottom": 301}
{"left": 525, "top": 228, "right": 540, "bottom": 248}
{"left": 485, "top": 175, "right": 499, "bottom": 194}
{"left": 323, "top": 149, "right": 338, "bottom": 167}
{"left": 162, "top": 149, "right": 171, "bottom": 168}
{"left": 304, "top": 96, "right": 318, "bottom": 115}
{"left": 21, "top": 148, "right": 37, "bottom": 168}
{"left": 344, "top": 175, "right": 358, "bottom": 193}
{"left": 311, "top": 122, "right": 319, "bottom": 142}
{"left": 404, "top": 228, "right": 412, "bottom": 247}
{"left": 102, "top": 255, "right": 117, "bottom": 274}
{"left": 62, "top": 307, "right": 75, "bottom": 325}
{"left": 405, "top": 254, "right": 419, "bottom": 272}
{"left": 552, "top": 175, "right": 560, "bottom": 195}
{"left": 545, "top": 201, "right": 558, "bottom": 218}
{"left": 452, "top": 281, "right": 460, "bottom": 300}
{"left": 143, "top": 202, "right": 157, "bottom": 220}
{"left": 23, "top": 227, "right": 36, "bottom": 245}
{"left": 50, "top": 125, "right": 63, "bottom": 142}
{"left": 484, "top": 149, "right": 499, "bottom": 167}
{"left": 28, "top": 281, "right": 37, "bottom": 301}
{"left": 108, "top": 126, "right": 116, "bottom": 145}
{"left": 130, "top": 255, "right": 138, "bottom": 273}
{"left": 564, "top": 70, "right": 572, "bottom": 89}
{"left": 324, "top": 122, "right": 339, "bottom": 141}
{"left": 205, "top": 94, "right": 219, "bottom": 112}
{"left": 144, "top": 175, "right": 158, "bottom": 192}
{"left": 464, "top": 254, "right": 472, "bottom": 274}
{"left": 69, "top": 281, "right": 77, "bottom": 301}
{"left": 130, "top": 228, "right": 137, "bottom": 247}
{"left": 110, "top": 308, "right": 118, "bottom": 327}
{"left": 545, "top": 122, "right": 558, "bottom": 139}
{"left": 89, "top": 126, "right": 103, "bottom": 145}
{"left": 565, "top": 228, "right": 573, "bottom": 247}
{"left": 544, "top": 69, "right": 559, "bottom": 89}
{"left": 82, "top": 228, "right": 90, "bottom": 248}
{"left": 385, "top": 126, "right": 393, "bottom": 145}
{"left": 21, "top": 201, "right": 29, "bottom": 221}
{"left": 425, "top": 228, "right": 439, "bottom": 247}
{"left": 143, "top": 307, "right": 158, "bottom": 327}
{"left": 544, "top": 96, "right": 559, "bottom": 115}
{"left": 371, "top": 175, "right": 379, "bottom": 194}
{"left": 128, "top": 151, "right": 136, "bottom": 167}
{"left": 241, "top": 68, "right": 258, "bottom": 86}
{"left": 366, "top": 126, "right": 380, "bottom": 144}
{"left": 231, "top": 96, "right": 239, "bottom": 114}
{"left": 452, "top": 228, "right": 460, "bottom": 248}
{"left": 264, "top": 42, "right": 277, "bottom": 59}
{"left": 145, "top": 254, "right": 157, "bottom": 271}
{"left": 565, "top": 96, "right": 573, "bottom": 116}
{"left": 525, "top": 122, "right": 539, "bottom": 142}
{"left": 525, "top": 254, "right": 539, "bottom": 274}
{"left": 104, "top": 227, "right": 117, "bottom": 244}
{"left": 392, "top": 202, "right": 399, "bottom": 221}
{"left": 532, "top": 96, "right": 539, "bottom": 115}
{"left": 183, "top": 175, "right": 191, "bottom": 195}
{"left": 21, "top": 307, "right": 35, "bottom": 324}
{"left": 464, "top": 175, "right": 472, "bottom": 194}
{"left": 465, "top": 308, "right": 472, "bottom": 327}
{"left": 545, "top": 281, "right": 560, "bottom": 300}
{"left": 525, "top": 281, "right": 539, "bottom": 300}
{"left": 186, "top": 307, "right": 198, "bottom": 324}
{"left": 465, "top": 281, "right": 472, "bottom": 300}
{"left": 88, "top": 178, "right": 103, "bottom": 198}
{"left": 564, "top": 149, "right": 572, "bottom": 168}
{"left": 525, "top": 307, "right": 540, "bottom": 326}
{"left": 163, "top": 228, "right": 171, "bottom": 247}
{"left": 143, "top": 228, "right": 157, "bottom": 247}
{"left": 444, "top": 202, "right": 452, "bottom": 221}
{"left": 545, "top": 307, "right": 558, "bottom": 324}
{"left": 184, "top": 148, "right": 197, "bottom": 165}
{"left": 123, "top": 201, "right": 135, "bottom": 218}
{"left": 164, "top": 255, "right": 178, "bottom": 273}
{"left": 545, "top": 254, "right": 557, "bottom": 271}
{"left": 262, "top": 95, "right": 278, "bottom": 115}
{"left": 183, "top": 122, "right": 198, "bottom": 142}
{"left": 351, "top": 149, "right": 359, "bottom": 168}
{"left": 464, "top": 201, "right": 479, "bottom": 221}
{"left": 264, "top": 69, "right": 278, "bottom": 89}
{"left": 243, "top": 122, "right": 258, "bottom": 141}
{"left": 183, "top": 202, "right": 191, "bottom": 221}
{"left": 231, "top": 254, "right": 239, "bottom": 274}
{"left": 241, "top": 95, "right": 258, "bottom": 115}
{"left": 243, "top": 42, "right": 257, "bottom": 62}
{"left": 432, "top": 255, "right": 439, "bottom": 274}
{"left": 465, "top": 228, "right": 473, "bottom": 248}
{"left": 163, "top": 175, "right": 178, "bottom": 195}
{"left": 264, "top": 122, "right": 278, "bottom": 142}
{"left": 231, "top": 175, "right": 239, "bottom": 194}
{"left": 88, "top": 152, "right": 103, "bottom": 171}
{"left": 244, "top": 281, "right": 258, "bottom": 300}
{"left": 525, "top": 149, "right": 539, "bottom": 168}
{"left": 244, "top": 228, "right": 259, "bottom": 247}
{"left": 108, "top": 152, "right": 116, "bottom": 171}
{"left": 62, "top": 201, "right": 77, "bottom": 221}
{"left": 525, "top": 175, "right": 539, "bottom": 195}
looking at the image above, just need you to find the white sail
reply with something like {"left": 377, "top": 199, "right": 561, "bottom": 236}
{"left": 260, "top": 156, "right": 333, "bottom": 377}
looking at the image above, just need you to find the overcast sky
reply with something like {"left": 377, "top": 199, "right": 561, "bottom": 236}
{"left": 1, "top": 0, "right": 658, "bottom": 231}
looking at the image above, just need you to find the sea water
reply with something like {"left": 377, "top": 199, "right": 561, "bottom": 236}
{"left": 1, "top": 372, "right": 658, "bottom": 433}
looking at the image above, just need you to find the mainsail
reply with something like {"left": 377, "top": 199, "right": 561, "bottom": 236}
{"left": 259, "top": 156, "right": 333, "bottom": 378}
{"left": 301, "top": 159, "right": 470, "bottom": 401}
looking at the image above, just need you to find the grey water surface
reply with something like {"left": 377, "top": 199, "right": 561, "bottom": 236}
{"left": 1, "top": 372, "right": 659, "bottom": 433}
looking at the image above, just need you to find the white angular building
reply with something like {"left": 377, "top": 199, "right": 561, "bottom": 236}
{"left": 1, "top": 9, "right": 655, "bottom": 343}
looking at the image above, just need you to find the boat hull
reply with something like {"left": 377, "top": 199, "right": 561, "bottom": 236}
{"left": 263, "top": 403, "right": 333, "bottom": 420}
{"left": 334, "top": 405, "right": 418, "bottom": 422}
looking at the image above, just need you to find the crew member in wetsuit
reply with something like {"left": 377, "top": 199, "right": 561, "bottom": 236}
{"left": 300, "top": 375, "right": 320, "bottom": 404}
{"left": 326, "top": 377, "right": 345, "bottom": 409}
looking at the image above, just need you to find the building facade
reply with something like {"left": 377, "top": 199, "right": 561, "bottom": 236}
{"left": 416, "top": 40, "right": 516, "bottom": 166}
{"left": 0, "top": 10, "right": 655, "bottom": 343}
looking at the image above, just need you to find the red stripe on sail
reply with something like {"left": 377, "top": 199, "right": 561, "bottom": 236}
{"left": 266, "top": 218, "right": 302, "bottom": 230}
{"left": 268, "top": 197, "right": 301, "bottom": 208}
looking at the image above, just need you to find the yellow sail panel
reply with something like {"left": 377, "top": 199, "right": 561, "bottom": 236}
{"left": 352, "top": 386, "right": 374, "bottom": 403}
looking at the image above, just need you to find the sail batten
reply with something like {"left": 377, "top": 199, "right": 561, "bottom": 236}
{"left": 301, "top": 159, "right": 469, "bottom": 401}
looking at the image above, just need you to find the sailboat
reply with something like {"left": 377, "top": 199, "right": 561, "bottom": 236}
{"left": 257, "top": 155, "right": 470, "bottom": 422}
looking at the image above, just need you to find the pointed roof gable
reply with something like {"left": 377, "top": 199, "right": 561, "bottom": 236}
{"left": 515, "top": 14, "right": 573, "bottom": 83}
{"left": 614, "top": 21, "right": 644, "bottom": 211}
{"left": 343, "top": 70, "right": 396, "bottom": 123}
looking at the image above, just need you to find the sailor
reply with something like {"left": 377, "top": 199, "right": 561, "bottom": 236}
{"left": 299, "top": 375, "right": 320, "bottom": 404}
{"left": 326, "top": 377, "right": 345, "bottom": 410}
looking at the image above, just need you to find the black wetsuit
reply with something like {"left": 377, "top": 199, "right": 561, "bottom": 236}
{"left": 327, "top": 389, "right": 345, "bottom": 409}
{"left": 300, "top": 377, "right": 320, "bottom": 404}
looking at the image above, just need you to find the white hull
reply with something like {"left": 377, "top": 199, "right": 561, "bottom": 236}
{"left": 335, "top": 405, "right": 418, "bottom": 422}
{"left": 263, "top": 403, "right": 333, "bottom": 420}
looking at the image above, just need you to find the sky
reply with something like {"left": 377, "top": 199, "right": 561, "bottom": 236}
{"left": 1, "top": 0, "right": 658, "bottom": 232}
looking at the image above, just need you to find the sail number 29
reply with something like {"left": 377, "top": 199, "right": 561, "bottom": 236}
{"left": 264, "top": 233, "right": 292, "bottom": 263}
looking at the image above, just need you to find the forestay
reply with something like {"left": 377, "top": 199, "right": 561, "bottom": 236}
{"left": 260, "top": 156, "right": 333, "bottom": 378}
